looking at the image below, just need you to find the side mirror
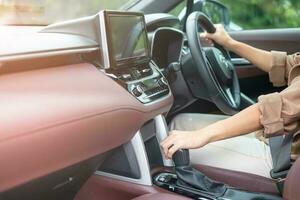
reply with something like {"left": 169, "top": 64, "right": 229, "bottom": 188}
{"left": 195, "top": 0, "right": 230, "bottom": 29}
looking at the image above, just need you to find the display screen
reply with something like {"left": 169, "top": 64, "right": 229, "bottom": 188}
{"left": 107, "top": 14, "right": 149, "bottom": 62}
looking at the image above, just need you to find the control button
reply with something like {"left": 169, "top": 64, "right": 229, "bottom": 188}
{"left": 136, "top": 85, "right": 144, "bottom": 93}
{"left": 132, "top": 69, "right": 141, "bottom": 79}
{"left": 142, "top": 68, "right": 151, "bottom": 74}
{"left": 158, "top": 176, "right": 166, "bottom": 182}
{"left": 132, "top": 87, "right": 142, "bottom": 97}
{"left": 121, "top": 74, "right": 131, "bottom": 80}
{"left": 160, "top": 77, "right": 168, "bottom": 85}
{"left": 140, "top": 67, "right": 153, "bottom": 77}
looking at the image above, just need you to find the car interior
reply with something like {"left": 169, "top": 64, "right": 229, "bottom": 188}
{"left": 0, "top": 0, "right": 300, "bottom": 200}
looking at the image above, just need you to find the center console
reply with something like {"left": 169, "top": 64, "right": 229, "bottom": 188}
{"left": 99, "top": 10, "right": 170, "bottom": 104}
{"left": 96, "top": 10, "right": 282, "bottom": 200}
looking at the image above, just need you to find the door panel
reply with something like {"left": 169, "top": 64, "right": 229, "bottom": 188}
{"left": 230, "top": 28, "right": 300, "bottom": 54}
{"left": 228, "top": 28, "right": 300, "bottom": 100}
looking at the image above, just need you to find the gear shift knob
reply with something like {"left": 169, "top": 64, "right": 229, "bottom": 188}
{"left": 172, "top": 149, "right": 227, "bottom": 195}
{"left": 172, "top": 149, "right": 190, "bottom": 167}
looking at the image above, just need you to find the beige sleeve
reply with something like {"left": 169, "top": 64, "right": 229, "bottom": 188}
{"left": 258, "top": 77, "right": 300, "bottom": 138}
{"left": 269, "top": 51, "right": 288, "bottom": 87}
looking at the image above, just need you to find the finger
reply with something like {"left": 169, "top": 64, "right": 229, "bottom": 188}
{"left": 201, "top": 32, "right": 214, "bottom": 40}
{"left": 167, "top": 144, "right": 180, "bottom": 159}
{"left": 161, "top": 138, "right": 176, "bottom": 157}
{"left": 199, "top": 32, "right": 207, "bottom": 38}
{"left": 164, "top": 144, "right": 173, "bottom": 159}
{"left": 208, "top": 40, "right": 214, "bottom": 47}
{"left": 215, "top": 24, "right": 224, "bottom": 31}
{"left": 160, "top": 132, "right": 175, "bottom": 146}
{"left": 163, "top": 139, "right": 176, "bottom": 155}
{"left": 205, "top": 38, "right": 214, "bottom": 44}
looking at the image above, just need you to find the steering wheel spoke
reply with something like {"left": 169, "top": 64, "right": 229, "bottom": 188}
{"left": 225, "top": 88, "right": 237, "bottom": 108}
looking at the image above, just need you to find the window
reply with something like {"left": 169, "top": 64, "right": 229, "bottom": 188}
{"left": 0, "top": 0, "right": 140, "bottom": 25}
{"left": 220, "top": 0, "right": 300, "bottom": 29}
{"left": 169, "top": 0, "right": 186, "bottom": 17}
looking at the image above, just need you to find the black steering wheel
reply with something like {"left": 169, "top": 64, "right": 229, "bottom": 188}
{"left": 186, "top": 12, "right": 240, "bottom": 115}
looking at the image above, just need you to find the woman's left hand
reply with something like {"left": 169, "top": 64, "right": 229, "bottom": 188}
{"left": 160, "top": 130, "right": 210, "bottom": 159}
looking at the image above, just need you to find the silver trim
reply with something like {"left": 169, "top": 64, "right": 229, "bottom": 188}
{"left": 95, "top": 131, "right": 152, "bottom": 186}
{"left": 231, "top": 58, "right": 250, "bottom": 65}
{"left": 225, "top": 88, "right": 236, "bottom": 107}
{"left": 0, "top": 47, "right": 99, "bottom": 62}
{"left": 143, "top": 92, "right": 172, "bottom": 106}
{"left": 99, "top": 11, "right": 111, "bottom": 69}
{"left": 144, "top": 89, "right": 168, "bottom": 98}
{"left": 154, "top": 115, "right": 174, "bottom": 167}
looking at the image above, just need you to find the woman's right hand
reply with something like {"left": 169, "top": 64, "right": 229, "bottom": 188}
{"left": 200, "top": 24, "right": 234, "bottom": 48}
{"left": 160, "top": 130, "right": 211, "bottom": 159}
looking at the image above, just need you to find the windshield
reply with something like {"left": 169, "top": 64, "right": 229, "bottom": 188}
{"left": 0, "top": 0, "right": 139, "bottom": 25}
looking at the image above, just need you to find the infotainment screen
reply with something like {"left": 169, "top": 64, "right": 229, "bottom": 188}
{"left": 101, "top": 11, "right": 150, "bottom": 68}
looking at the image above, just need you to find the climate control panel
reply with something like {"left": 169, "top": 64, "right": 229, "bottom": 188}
{"left": 128, "top": 76, "right": 169, "bottom": 104}
{"left": 107, "top": 61, "right": 170, "bottom": 104}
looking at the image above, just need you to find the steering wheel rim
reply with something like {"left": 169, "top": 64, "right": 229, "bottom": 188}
{"left": 186, "top": 12, "right": 241, "bottom": 115}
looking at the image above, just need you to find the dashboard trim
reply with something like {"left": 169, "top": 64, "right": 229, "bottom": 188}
{"left": 95, "top": 131, "right": 152, "bottom": 186}
{"left": 99, "top": 11, "right": 111, "bottom": 69}
{"left": 0, "top": 47, "right": 99, "bottom": 63}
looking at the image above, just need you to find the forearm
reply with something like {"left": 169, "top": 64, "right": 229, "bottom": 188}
{"left": 199, "top": 103, "right": 262, "bottom": 143}
{"left": 161, "top": 104, "right": 263, "bottom": 158}
{"left": 225, "top": 39, "right": 273, "bottom": 73}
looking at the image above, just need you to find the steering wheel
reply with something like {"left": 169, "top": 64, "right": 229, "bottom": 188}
{"left": 186, "top": 12, "right": 241, "bottom": 115}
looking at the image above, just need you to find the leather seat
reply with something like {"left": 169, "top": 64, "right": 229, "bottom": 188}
{"left": 283, "top": 156, "right": 300, "bottom": 200}
{"left": 131, "top": 193, "right": 191, "bottom": 200}
{"left": 192, "top": 164, "right": 280, "bottom": 195}
{"left": 133, "top": 158, "right": 300, "bottom": 200}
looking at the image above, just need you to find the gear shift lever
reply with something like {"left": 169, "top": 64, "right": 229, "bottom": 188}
{"left": 172, "top": 149, "right": 227, "bottom": 196}
{"left": 172, "top": 149, "right": 190, "bottom": 167}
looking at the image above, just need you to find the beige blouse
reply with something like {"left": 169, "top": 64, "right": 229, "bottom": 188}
{"left": 258, "top": 51, "right": 300, "bottom": 160}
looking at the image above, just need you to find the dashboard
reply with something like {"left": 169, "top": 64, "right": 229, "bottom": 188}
{"left": 0, "top": 12, "right": 180, "bottom": 195}
{"left": 0, "top": 10, "right": 188, "bottom": 196}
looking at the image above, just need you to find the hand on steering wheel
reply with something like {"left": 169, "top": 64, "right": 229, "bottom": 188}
{"left": 186, "top": 12, "right": 241, "bottom": 115}
{"left": 200, "top": 24, "right": 233, "bottom": 48}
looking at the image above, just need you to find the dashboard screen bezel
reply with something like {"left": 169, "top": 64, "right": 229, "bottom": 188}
{"left": 102, "top": 10, "right": 151, "bottom": 69}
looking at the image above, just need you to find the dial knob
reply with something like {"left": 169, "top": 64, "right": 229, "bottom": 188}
{"left": 132, "top": 86, "right": 142, "bottom": 97}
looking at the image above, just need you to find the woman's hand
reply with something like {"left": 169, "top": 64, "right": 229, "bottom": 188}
{"left": 200, "top": 24, "right": 234, "bottom": 48}
{"left": 160, "top": 130, "right": 211, "bottom": 159}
